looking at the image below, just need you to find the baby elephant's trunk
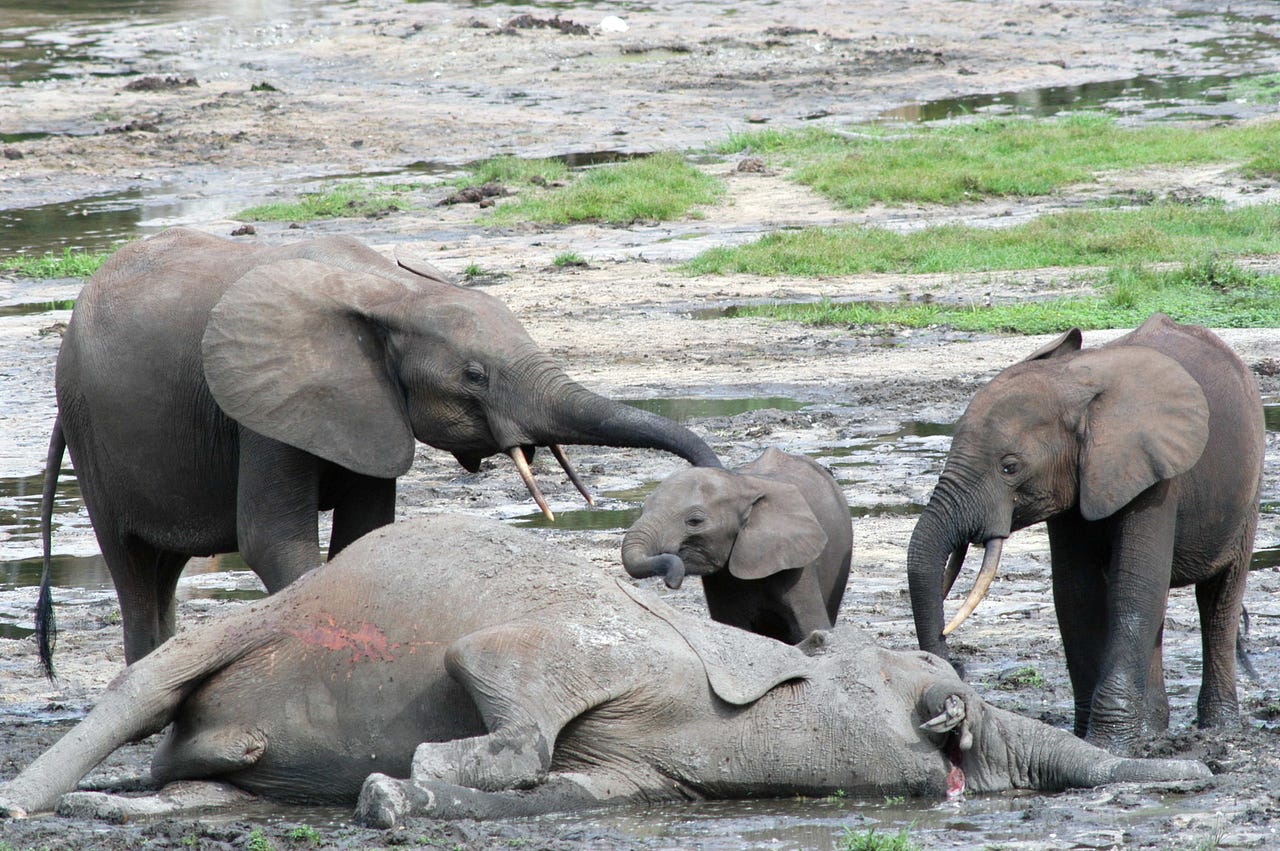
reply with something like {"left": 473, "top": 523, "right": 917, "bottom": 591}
{"left": 621, "top": 535, "right": 686, "bottom": 589}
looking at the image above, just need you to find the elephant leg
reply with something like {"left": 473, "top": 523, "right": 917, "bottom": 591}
{"left": 1144, "top": 614, "right": 1170, "bottom": 733}
{"left": 236, "top": 430, "right": 322, "bottom": 592}
{"left": 1194, "top": 559, "right": 1249, "bottom": 729}
{"left": 410, "top": 621, "right": 628, "bottom": 792}
{"left": 1089, "top": 492, "right": 1177, "bottom": 751}
{"left": 327, "top": 474, "right": 396, "bottom": 558}
{"left": 356, "top": 773, "right": 611, "bottom": 827}
{"left": 1047, "top": 517, "right": 1110, "bottom": 739}
{"left": 100, "top": 533, "right": 189, "bottom": 664}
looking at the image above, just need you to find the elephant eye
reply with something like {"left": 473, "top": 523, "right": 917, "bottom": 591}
{"left": 686, "top": 513, "right": 706, "bottom": 529}
{"left": 1000, "top": 457, "right": 1020, "bottom": 476}
{"left": 463, "top": 361, "right": 488, "bottom": 387}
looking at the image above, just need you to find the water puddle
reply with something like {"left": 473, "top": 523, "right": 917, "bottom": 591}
{"left": 876, "top": 72, "right": 1277, "bottom": 123}
{"left": 0, "top": 299, "right": 76, "bottom": 318}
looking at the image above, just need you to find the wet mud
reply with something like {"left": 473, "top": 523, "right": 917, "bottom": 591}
{"left": 2, "top": 1, "right": 1280, "bottom": 849}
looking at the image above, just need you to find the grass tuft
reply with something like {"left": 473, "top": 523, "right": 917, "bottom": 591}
{"left": 717, "top": 115, "right": 1280, "bottom": 209}
{"left": 840, "top": 826, "right": 921, "bottom": 851}
{"left": 732, "top": 256, "right": 1280, "bottom": 334}
{"left": 461, "top": 155, "right": 569, "bottom": 187}
{"left": 237, "top": 181, "right": 416, "bottom": 222}
{"left": 0, "top": 247, "right": 111, "bottom": 279}
{"left": 489, "top": 153, "right": 722, "bottom": 225}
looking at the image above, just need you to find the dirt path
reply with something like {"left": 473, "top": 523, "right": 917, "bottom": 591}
{"left": 2, "top": 1, "right": 1280, "bottom": 849}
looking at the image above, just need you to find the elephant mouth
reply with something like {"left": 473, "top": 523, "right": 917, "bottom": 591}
{"left": 944, "top": 736, "right": 966, "bottom": 800}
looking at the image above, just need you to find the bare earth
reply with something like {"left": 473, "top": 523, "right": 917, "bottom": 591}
{"left": 1, "top": 1, "right": 1280, "bottom": 849}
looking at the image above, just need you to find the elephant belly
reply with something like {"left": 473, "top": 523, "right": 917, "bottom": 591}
{"left": 154, "top": 636, "right": 486, "bottom": 803}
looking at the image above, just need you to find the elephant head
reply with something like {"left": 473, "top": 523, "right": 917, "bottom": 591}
{"left": 620, "top": 463, "right": 828, "bottom": 589}
{"left": 201, "top": 247, "right": 720, "bottom": 518}
{"left": 907, "top": 327, "right": 1210, "bottom": 663}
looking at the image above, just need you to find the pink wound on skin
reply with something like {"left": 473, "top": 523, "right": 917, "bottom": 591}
{"left": 945, "top": 739, "right": 966, "bottom": 800}
{"left": 290, "top": 618, "right": 398, "bottom": 663}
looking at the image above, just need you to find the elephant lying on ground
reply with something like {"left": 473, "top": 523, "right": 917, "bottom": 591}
{"left": 40, "top": 227, "right": 718, "bottom": 669}
{"left": 621, "top": 447, "right": 852, "bottom": 643}
{"left": 0, "top": 516, "right": 1209, "bottom": 824}
{"left": 908, "top": 313, "right": 1265, "bottom": 754}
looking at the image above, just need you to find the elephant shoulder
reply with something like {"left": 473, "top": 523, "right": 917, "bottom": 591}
{"left": 615, "top": 581, "right": 815, "bottom": 705}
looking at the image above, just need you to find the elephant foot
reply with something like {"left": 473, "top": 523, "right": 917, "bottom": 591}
{"left": 55, "top": 781, "right": 255, "bottom": 823}
{"left": 1195, "top": 701, "right": 1240, "bottom": 730}
{"left": 356, "top": 773, "right": 427, "bottom": 829}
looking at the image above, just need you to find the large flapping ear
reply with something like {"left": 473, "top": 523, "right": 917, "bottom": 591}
{"left": 616, "top": 581, "right": 814, "bottom": 705}
{"left": 1019, "top": 327, "right": 1083, "bottom": 363}
{"left": 727, "top": 477, "right": 829, "bottom": 580}
{"left": 202, "top": 258, "right": 416, "bottom": 480}
{"left": 1071, "top": 346, "right": 1209, "bottom": 521}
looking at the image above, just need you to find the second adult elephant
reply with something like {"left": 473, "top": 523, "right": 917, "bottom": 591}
{"left": 621, "top": 448, "right": 851, "bottom": 643}
{"left": 907, "top": 314, "right": 1264, "bottom": 754}
{"left": 40, "top": 228, "right": 719, "bottom": 668}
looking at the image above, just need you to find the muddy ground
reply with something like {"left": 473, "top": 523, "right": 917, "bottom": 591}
{"left": 2, "top": 0, "right": 1280, "bottom": 848}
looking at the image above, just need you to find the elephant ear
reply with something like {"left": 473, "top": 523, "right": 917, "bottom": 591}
{"left": 1019, "top": 327, "right": 1082, "bottom": 363}
{"left": 727, "top": 477, "right": 828, "bottom": 580}
{"left": 395, "top": 248, "right": 457, "bottom": 286}
{"left": 202, "top": 258, "right": 415, "bottom": 480}
{"left": 1072, "top": 346, "right": 1209, "bottom": 521}
{"left": 616, "top": 581, "right": 814, "bottom": 705}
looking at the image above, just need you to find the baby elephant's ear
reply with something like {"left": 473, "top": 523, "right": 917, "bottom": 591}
{"left": 202, "top": 258, "right": 416, "bottom": 480}
{"left": 728, "top": 477, "right": 828, "bottom": 580}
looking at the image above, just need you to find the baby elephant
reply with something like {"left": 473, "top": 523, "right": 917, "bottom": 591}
{"left": 621, "top": 447, "right": 852, "bottom": 643}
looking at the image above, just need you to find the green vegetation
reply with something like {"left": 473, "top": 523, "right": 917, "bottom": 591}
{"left": 237, "top": 181, "right": 417, "bottom": 222}
{"left": 1227, "top": 72, "right": 1280, "bottom": 105}
{"left": 732, "top": 256, "right": 1280, "bottom": 334}
{"left": 246, "top": 828, "right": 273, "bottom": 851}
{"left": 0, "top": 247, "right": 110, "bottom": 279}
{"left": 287, "top": 825, "right": 322, "bottom": 844}
{"left": 840, "top": 826, "right": 921, "bottom": 851}
{"left": 488, "top": 152, "right": 722, "bottom": 225}
{"left": 552, "top": 251, "right": 587, "bottom": 267}
{"left": 685, "top": 202, "right": 1280, "bottom": 277}
{"left": 997, "top": 665, "right": 1047, "bottom": 690}
{"left": 718, "top": 114, "right": 1280, "bottom": 209}
{"left": 461, "top": 155, "right": 568, "bottom": 187}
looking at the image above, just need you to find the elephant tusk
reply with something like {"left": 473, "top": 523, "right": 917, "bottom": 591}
{"left": 509, "top": 448, "right": 554, "bottom": 522}
{"left": 550, "top": 444, "right": 594, "bottom": 506}
{"left": 943, "top": 537, "right": 1003, "bottom": 636}
{"left": 942, "top": 544, "right": 969, "bottom": 597}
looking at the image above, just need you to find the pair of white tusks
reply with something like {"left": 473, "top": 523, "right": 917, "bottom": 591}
{"left": 941, "top": 537, "right": 1003, "bottom": 637}
{"left": 508, "top": 445, "right": 594, "bottom": 522}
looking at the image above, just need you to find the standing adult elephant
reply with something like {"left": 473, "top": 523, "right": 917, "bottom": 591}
{"left": 621, "top": 447, "right": 852, "bottom": 643}
{"left": 40, "top": 227, "right": 719, "bottom": 669}
{"left": 907, "top": 313, "right": 1264, "bottom": 754}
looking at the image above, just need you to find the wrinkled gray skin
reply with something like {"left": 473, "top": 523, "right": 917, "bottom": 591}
{"left": 908, "top": 314, "right": 1264, "bottom": 755}
{"left": 0, "top": 516, "right": 1210, "bottom": 825}
{"left": 39, "top": 228, "right": 719, "bottom": 668}
{"left": 621, "top": 448, "right": 852, "bottom": 643}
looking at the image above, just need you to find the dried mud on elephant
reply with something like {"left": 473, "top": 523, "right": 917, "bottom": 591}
{"left": 2, "top": 1, "right": 1280, "bottom": 849}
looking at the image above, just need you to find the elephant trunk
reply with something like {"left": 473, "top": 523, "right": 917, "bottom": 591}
{"left": 621, "top": 533, "right": 686, "bottom": 589}
{"left": 907, "top": 476, "right": 1009, "bottom": 665}
{"left": 981, "top": 704, "right": 1210, "bottom": 792}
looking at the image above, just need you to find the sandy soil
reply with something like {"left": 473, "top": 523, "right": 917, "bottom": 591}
{"left": 2, "top": 1, "right": 1280, "bottom": 849}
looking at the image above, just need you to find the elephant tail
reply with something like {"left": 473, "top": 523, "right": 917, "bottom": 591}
{"left": 36, "top": 418, "right": 65, "bottom": 680}
{"left": 1237, "top": 606, "right": 1260, "bottom": 684}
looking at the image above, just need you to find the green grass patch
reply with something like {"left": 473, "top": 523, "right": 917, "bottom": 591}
{"left": 1227, "top": 72, "right": 1280, "bottom": 104}
{"left": 734, "top": 256, "right": 1280, "bottom": 334}
{"left": 237, "top": 181, "right": 417, "bottom": 222}
{"left": 488, "top": 153, "right": 723, "bottom": 225}
{"left": 685, "top": 202, "right": 1280, "bottom": 277}
{"left": 0, "top": 247, "right": 110, "bottom": 279}
{"left": 840, "top": 826, "right": 921, "bottom": 851}
{"left": 460, "top": 155, "right": 569, "bottom": 187}
{"left": 717, "top": 114, "right": 1280, "bottom": 208}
